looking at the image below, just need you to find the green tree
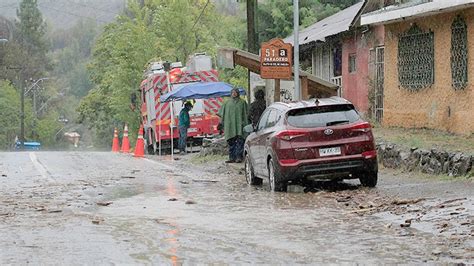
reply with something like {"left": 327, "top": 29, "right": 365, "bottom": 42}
{"left": 0, "top": 81, "right": 21, "bottom": 150}
{"left": 78, "top": 0, "right": 249, "bottom": 146}
{"left": 79, "top": 1, "right": 158, "bottom": 148}
{"left": 257, "top": 0, "right": 340, "bottom": 42}
{"left": 16, "top": 0, "right": 47, "bottom": 53}
{"left": 152, "top": 0, "right": 225, "bottom": 62}
{"left": 36, "top": 110, "right": 63, "bottom": 148}
{"left": 51, "top": 19, "right": 97, "bottom": 97}
{"left": 15, "top": 0, "right": 50, "bottom": 78}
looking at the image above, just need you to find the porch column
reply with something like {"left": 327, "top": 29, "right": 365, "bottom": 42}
{"left": 301, "top": 76, "right": 308, "bottom": 100}
{"left": 274, "top": 79, "right": 280, "bottom": 102}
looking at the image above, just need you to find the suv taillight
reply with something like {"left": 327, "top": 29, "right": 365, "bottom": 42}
{"left": 276, "top": 130, "right": 308, "bottom": 141}
{"left": 350, "top": 122, "right": 372, "bottom": 132}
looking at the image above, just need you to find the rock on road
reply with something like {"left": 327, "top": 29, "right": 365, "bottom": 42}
{"left": 0, "top": 151, "right": 472, "bottom": 264}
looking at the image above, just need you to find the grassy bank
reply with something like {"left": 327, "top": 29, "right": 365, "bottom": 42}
{"left": 373, "top": 127, "right": 474, "bottom": 154}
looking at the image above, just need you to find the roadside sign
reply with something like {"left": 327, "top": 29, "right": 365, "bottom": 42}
{"left": 260, "top": 38, "right": 292, "bottom": 80}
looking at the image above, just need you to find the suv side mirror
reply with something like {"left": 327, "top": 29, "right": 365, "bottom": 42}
{"left": 243, "top": 124, "right": 255, "bottom": 134}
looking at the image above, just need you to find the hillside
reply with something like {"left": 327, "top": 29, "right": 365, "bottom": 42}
{"left": 0, "top": 0, "right": 125, "bottom": 29}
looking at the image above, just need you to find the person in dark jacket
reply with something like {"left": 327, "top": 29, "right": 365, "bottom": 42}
{"left": 178, "top": 101, "right": 193, "bottom": 155}
{"left": 248, "top": 89, "right": 266, "bottom": 128}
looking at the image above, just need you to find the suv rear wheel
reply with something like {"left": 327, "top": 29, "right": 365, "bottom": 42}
{"left": 268, "top": 158, "right": 287, "bottom": 192}
{"left": 359, "top": 171, "right": 378, "bottom": 187}
{"left": 245, "top": 153, "right": 262, "bottom": 185}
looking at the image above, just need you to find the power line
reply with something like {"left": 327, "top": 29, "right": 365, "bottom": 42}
{"left": 191, "top": 0, "right": 210, "bottom": 32}
{"left": 173, "top": 0, "right": 211, "bottom": 59}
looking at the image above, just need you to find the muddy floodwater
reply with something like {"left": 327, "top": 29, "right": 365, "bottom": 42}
{"left": 0, "top": 152, "right": 472, "bottom": 264}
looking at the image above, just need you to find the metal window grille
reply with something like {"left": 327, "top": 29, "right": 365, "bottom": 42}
{"left": 397, "top": 24, "right": 434, "bottom": 90}
{"left": 374, "top": 47, "right": 385, "bottom": 123}
{"left": 349, "top": 54, "right": 357, "bottom": 73}
{"left": 451, "top": 16, "right": 468, "bottom": 90}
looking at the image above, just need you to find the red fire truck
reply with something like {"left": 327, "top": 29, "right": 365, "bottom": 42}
{"left": 140, "top": 54, "right": 223, "bottom": 154}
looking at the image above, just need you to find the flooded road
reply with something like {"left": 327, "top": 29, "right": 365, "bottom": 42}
{"left": 0, "top": 152, "right": 472, "bottom": 264}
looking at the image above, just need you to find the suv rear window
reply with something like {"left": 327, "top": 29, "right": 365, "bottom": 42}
{"left": 287, "top": 104, "right": 361, "bottom": 128}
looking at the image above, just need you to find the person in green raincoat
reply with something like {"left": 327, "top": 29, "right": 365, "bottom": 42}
{"left": 178, "top": 101, "right": 193, "bottom": 155}
{"left": 218, "top": 88, "right": 249, "bottom": 163}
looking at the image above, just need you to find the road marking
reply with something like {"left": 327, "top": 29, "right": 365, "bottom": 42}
{"left": 29, "top": 152, "right": 55, "bottom": 182}
{"left": 143, "top": 158, "right": 174, "bottom": 171}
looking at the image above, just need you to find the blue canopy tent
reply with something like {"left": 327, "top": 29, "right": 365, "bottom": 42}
{"left": 160, "top": 81, "right": 246, "bottom": 102}
{"left": 157, "top": 81, "right": 245, "bottom": 159}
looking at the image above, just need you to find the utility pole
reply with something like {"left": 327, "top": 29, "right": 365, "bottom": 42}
{"left": 293, "top": 0, "right": 300, "bottom": 101}
{"left": 247, "top": 0, "right": 258, "bottom": 54}
{"left": 246, "top": 0, "right": 258, "bottom": 104}
{"left": 20, "top": 77, "right": 25, "bottom": 149}
{"left": 26, "top": 78, "right": 48, "bottom": 139}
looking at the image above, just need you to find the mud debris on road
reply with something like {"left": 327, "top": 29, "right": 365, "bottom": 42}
{"left": 0, "top": 152, "right": 472, "bottom": 264}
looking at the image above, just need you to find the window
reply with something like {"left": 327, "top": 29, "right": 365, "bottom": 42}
{"left": 349, "top": 54, "right": 356, "bottom": 73}
{"left": 397, "top": 24, "right": 434, "bottom": 90}
{"left": 257, "top": 109, "right": 271, "bottom": 131}
{"left": 451, "top": 16, "right": 468, "bottom": 90}
{"left": 266, "top": 109, "right": 281, "bottom": 128}
{"left": 287, "top": 105, "right": 361, "bottom": 128}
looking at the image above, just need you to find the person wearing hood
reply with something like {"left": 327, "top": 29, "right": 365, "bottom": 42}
{"left": 248, "top": 89, "right": 266, "bottom": 128}
{"left": 178, "top": 101, "right": 193, "bottom": 155}
{"left": 218, "top": 88, "right": 249, "bottom": 163}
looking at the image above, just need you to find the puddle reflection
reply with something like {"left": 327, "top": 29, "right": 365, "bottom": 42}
{"left": 165, "top": 178, "right": 180, "bottom": 265}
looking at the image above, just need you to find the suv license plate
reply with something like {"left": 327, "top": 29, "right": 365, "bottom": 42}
{"left": 319, "top": 147, "right": 341, "bottom": 156}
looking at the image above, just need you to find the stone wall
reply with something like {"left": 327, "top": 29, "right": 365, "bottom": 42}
{"left": 198, "top": 138, "right": 473, "bottom": 178}
{"left": 377, "top": 142, "right": 473, "bottom": 177}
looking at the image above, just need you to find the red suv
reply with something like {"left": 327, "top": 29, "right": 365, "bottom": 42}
{"left": 244, "top": 97, "right": 378, "bottom": 192}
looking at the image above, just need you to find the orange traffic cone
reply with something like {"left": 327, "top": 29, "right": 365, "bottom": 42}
{"left": 112, "top": 127, "right": 120, "bottom": 152}
{"left": 134, "top": 125, "right": 145, "bottom": 158}
{"left": 120, "top": 124, "right": 130, "bottom": 153}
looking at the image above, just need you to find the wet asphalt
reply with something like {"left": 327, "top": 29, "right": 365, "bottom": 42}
{"left": 0, "top": 151, "right": 472, "bottom": 264}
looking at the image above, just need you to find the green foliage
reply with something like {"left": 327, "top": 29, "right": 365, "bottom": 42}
{"left": 77, "top": 89, "right": 115, "bottom": 148}
{"left": 76, "top": 0, "right": 350, "bottom": 146}
{"left": 16, "top": 0, "right": 48, "bottom": 53}
{"left": 257, "top": 0, "right": 340, "bottom": 42}
{"left": 0, "top": 81, "right": 21, "bottom": 150}
{"left": 79, "top": 1, "right": 158, "bottom": 147}
{"left": 219, "top": 66, "right": 248, "bottom": 91}
{"left": 15, "top": 0, "right": 50, "bottom": 78}
{"left": 78, "top": 0, "right": 247, "bottom": 147}
{"left": 51, "top": 19, "right": 98, "bottom": 97}
{"left": 36, "top": 110, "right": 63, "bottom": 148}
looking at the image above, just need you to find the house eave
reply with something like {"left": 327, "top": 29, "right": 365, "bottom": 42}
{"left": 217, "top": 47, "right": 338, "bottom": 94}
{"left": 361, "top": 1, "right": 474, "bottom": 25}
